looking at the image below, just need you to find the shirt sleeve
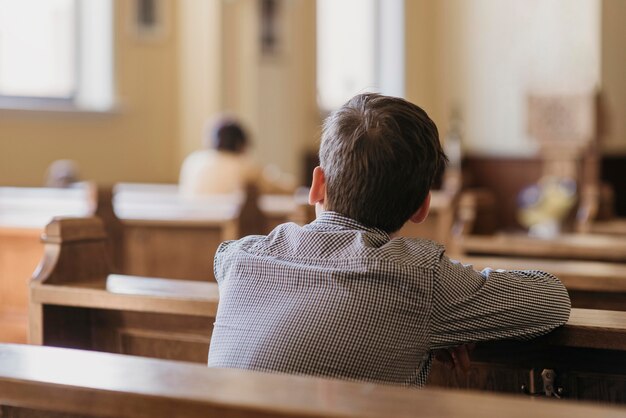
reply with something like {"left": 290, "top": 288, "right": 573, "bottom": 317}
{"left": 213, "top": 240, "right": 236, "bottom": 283}
{"left": 429, "top": 255, "right": 571, "bottom": 349}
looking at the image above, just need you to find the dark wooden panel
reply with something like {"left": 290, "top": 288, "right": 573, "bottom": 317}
{"left": 462, "top": 156, "right": 544, "bottom": 230}
{"left": 602, "top": 155, "right": 626, "bottom": 217}
{"left": 122, "top": 225, "right": 222, "bottom": 281}
{"left": 428, "top": 343, "right": 626, "bottom": 403}
{"left": 42, "top": 305, "right": 213, "bottom": 364}
{"left": 42, "top": 306, "right": 93, "bottom": 351}
{"left": 569, "top": 290, "right": 626, "bottom": 311}
{"left": 91, "top": 309, "right": 213, "bottom": 363}
{"left": 1, "top": 406, "right": 91, "bottom": 418}
{"left": 461, "top": 154, "right": 626, "bottom": 230}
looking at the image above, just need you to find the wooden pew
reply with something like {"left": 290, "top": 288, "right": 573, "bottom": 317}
{"left": 456, "top": 232, "right": 626, "bottom": 263}
{"left": 30, "top": 217, "right": 626, "bottom": 403}
{"left": 114, "top": 183, "right": 458, "bottom": 281}
{"left": 29, "top": 217, "right": 217, "bottom": 360}
{"left": 587, "top": 218, "right": 626, "bottom": 236}
{"left": 114, "top": 181, "right": 307, "bottom": 231}
{"left": 0, "top": 183, "right": 97, "bottom": 343}
{"left": 2, "top": 344, "right": 624, "bottom": 418}
{"left": 113, "top": 183, "right": 310, "bottom": 281}
{"left": 113, "top": 182, "right": 459, "bottom": 282}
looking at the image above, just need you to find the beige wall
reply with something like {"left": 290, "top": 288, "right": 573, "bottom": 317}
{"left": 178, "top": 0, "right": 319, "bottom": 182}
{"left": 601, "top": 0, "right": 626, "bottom": 153}
{"left": 1, "top": 0, "right": 318, "bottom": 187}
{"left": 2, "top": 1, "right": 624, "bottom": 187}
{"left": 404, "top": 0, "right": 440, "bottom": 127}
{"left": 406, "top": 0, "right": 602, "bottom": 155}
{"left": 0, "top": 0, "right": 180, "bottom": 186}
{"left": 177, "top": 0, "right": 224, "bottom": 169}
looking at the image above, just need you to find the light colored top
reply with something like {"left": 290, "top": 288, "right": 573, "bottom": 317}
{"left": 208, "top": 211, "right": 571, "bottom": 387}
{"left": 179, "top": 149, "right": 259, "bottom": 196}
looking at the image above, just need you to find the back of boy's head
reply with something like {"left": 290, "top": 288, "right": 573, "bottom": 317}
{"left": 203, "top": 116, "right": 248, "bottom": 153}
{"left": 319, "top": 93, "right": 447, "bottom": 233}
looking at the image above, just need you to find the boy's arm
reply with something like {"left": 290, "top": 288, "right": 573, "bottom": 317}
{"left": 429, "top": 255, "right": 571, "bottom": 350}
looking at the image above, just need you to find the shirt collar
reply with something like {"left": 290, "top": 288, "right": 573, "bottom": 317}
{"left": 307, "top": 211, "right": 391, "bottom": 242}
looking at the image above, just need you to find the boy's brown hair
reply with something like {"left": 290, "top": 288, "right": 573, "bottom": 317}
{"left": 319, "top": 93, "right": 447, "bottom": 233}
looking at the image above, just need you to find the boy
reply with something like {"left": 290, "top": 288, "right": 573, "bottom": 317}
{"left": 208, "top": 93, "right": 571, "bottom": 387}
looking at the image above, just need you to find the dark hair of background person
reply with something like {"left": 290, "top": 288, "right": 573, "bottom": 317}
{"left": 319, "top": 93, "right": 448, "bottom": 233}
{"left": 44, "top": 159, "right": 80, "bottom": 188}
{"left": 203, "top": 117, "right": 249, "bottom": 154}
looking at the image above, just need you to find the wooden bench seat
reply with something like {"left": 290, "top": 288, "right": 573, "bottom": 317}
{"left": 2, "top": 344, "right": 624, "bottom": 418}
{"left": 457, "top": 232, "right": 626, "bottom": 263}
{"left": 29, "top": 217, "right": 626, "bottom": 403}
{"left": 112, "top": 182, "right": 310, "bottom": 281}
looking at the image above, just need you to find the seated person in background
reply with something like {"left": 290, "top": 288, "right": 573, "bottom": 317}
{"left": 44, "top": 159, "right": 80, "bottom": 188}
{"left": 208, "top": 93, "right": 571, "bottom": 387}
{"left": 179, "top": 116, "right": 295, "bottom": 197}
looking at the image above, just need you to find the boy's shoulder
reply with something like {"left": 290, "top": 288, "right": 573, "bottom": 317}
{"left": 216, "top": 222, "right": 301, "bottom": 253}
{"left": 217, "top": 221, "right": 446, "bottom": 271}
{"left": 380, "top": 236, "right": 445, "bottom": 269}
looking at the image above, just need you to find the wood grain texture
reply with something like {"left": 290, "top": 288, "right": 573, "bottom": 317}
{"left": 1, "top": 344, "right": 625, "bottom": 418}
{"left": 30, "top": 216, "right": 626, "bottom": 403}
{"left": 112, "top": 183, "right": 311, "bottom": 281}
{"left": 459, "top": 232, "right": 626, "bottom": 262}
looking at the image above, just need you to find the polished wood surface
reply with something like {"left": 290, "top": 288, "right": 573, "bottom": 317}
{"left": 113, "top": 182, "right": 309, "bottom": 281}
{"left": 113, "top": 183, "right": 460, "bottom": 281}
{"left": 0, "top": 184, "right": 96, "bottom": 344}
{"left": 29, "top": 217, "right": 216, "bottom": 359}
{"left": 30, "top": 217, "right": 626, "bottom": 403}
{"left": 458, "top": 232, "right": 626, "bottom": 262}
{"left": 114, "top": 182, "right": 303, "bottom": 229}
{"left": 589, "top": 218, "right": 626, "bottom": 235}
{"left": 2, "top": 344, "right": 625, "bottom": 418}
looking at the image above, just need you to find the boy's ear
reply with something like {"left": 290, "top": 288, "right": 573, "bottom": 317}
{"left": 308, "top": 166, "right": 326, "bottom": 206}
{"left": 409, "top": 192, "right": 431, "bottom": 224}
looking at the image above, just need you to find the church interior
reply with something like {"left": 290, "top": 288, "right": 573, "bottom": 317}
{"left": 1, "top": 0, "right": 626, "bottom": 416}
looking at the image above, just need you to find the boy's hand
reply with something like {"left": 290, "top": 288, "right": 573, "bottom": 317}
{"left": 434, "top": 344, "right": 475, "bottom": 380}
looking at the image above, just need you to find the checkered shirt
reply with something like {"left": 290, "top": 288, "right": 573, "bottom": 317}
{"left": 208, "top": 211, "right": 571, "bottom": 387}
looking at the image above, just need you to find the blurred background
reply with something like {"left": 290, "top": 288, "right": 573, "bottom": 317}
{"left": 0, "top": 0, "right": 624, "bottom": 227}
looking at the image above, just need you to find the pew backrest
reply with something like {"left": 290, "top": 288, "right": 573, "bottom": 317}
{"left": 1, "top": 343, "right": 625, "bottom": 418}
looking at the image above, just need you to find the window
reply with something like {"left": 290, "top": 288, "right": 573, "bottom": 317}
{"left": 316, "top": 0, "right": 405, "bottom": 111}
{"left": 0, "top": 0, "right": 114, "bottom": 111}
